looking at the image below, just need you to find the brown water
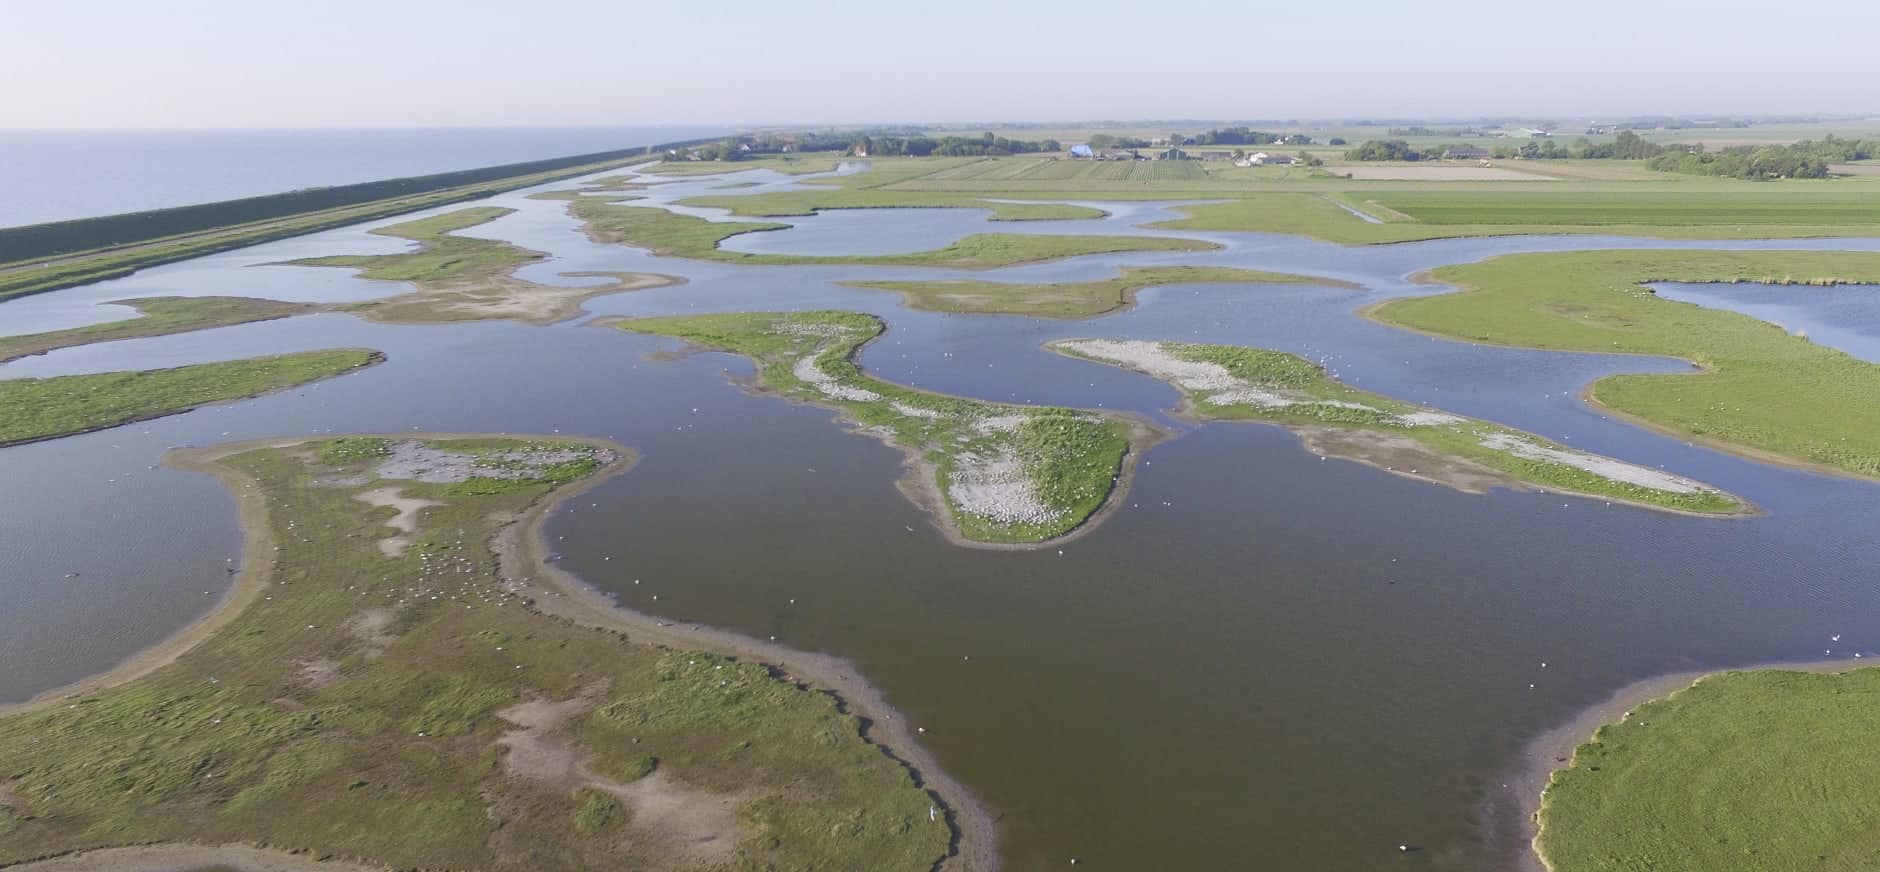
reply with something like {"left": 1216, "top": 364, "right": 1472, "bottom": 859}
{"left": 4, "top": 164, "right": 1879, "bottom": 870}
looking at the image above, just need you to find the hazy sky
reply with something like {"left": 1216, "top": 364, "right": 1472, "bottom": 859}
{"left": 5, "top": 0, "right": 1876, "bottom": 129}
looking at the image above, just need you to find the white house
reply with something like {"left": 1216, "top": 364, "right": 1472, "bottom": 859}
{"left": 1236, "top": 152, "right": 1297, "bottom": 167}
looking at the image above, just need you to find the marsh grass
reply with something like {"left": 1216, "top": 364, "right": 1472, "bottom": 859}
{"left": 843, "top": 266, "right": 1354, "bottom": 318}
{"left": 1372, "top": 250, "right": 1880, "bottom": 479}
{"left": 616, "top": 311, "right": 1137, "bottom": 543}
{"left": 0, "top": 437, "right": 947, "bottom": 870}
{"left": 291, "top": 207, "right": 538, "bottom": 284}
{"left": 1537, "top": 668, "right": 1880, "bottom": 872}
{"left": 0, "top": 297, "right": 317, "bottom": 364}
{"left": 0, "top": 349, "right": 382, "bottom": 447}
{"left": 568, "top": 199, "right": 1215, "bottom": 269}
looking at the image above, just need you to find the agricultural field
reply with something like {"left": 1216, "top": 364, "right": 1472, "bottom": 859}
{"left": 672, "top": 154, "right": 1880, "bottom": 243}
{"left": 1369, "top": 250, "right": 1880, "bottom": 479}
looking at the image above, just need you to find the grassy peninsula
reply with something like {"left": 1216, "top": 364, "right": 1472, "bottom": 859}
{"left": 290, "top": 207, "right": 682, "bottom": 325}
{"left": 0, "top": 297, "right": 317, "bottom": 364}
{"left": 1052, "top": 338, "right": 1745, "bottom": 513}
{"left": 1536, "top": 667, "right": 1880, "bottom": 872}
{"left": 0, "top": 350, "right": 382, "bottom": 448}
{"left": 614, "top": 311, "right": 1156, "bottom": 545}
{"left": 566, "top": 198, "right": 1218, "bottom": 268}
{"left": 1369, "top": 250, "right": 1880, "bottom": 479}
{"left": 843, "top": 266, "right": 1356, "bottom": 318}
{"left": 0, "top": 436, "right": 949, "bottom": 870}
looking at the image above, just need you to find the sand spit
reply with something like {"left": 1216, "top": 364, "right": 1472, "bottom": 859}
{"left": 1053, "top": 338, "right": 1742, "bottom": 514}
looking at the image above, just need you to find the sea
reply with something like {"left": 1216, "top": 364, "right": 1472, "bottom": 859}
{"left": 0, "top": 125, "right": 726, "bottom": 229}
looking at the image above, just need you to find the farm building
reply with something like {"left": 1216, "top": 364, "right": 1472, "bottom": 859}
{"left": 1236, "top": 152, "right": 1295, "bottom": 166}
{"left": 1443, "top": 146, "right": 1491, "bottom": 160}
{"left": 1069, "top": 144, "right": 1095, "bottom": 158}
{"left": 1156, "top": 147, "right": 1189, "bottom": 160}
{"left": 1099, "top": 149, "right": 1141, "bottom": 161}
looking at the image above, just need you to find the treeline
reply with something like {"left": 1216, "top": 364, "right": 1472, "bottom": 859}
{"left": 1191, "top": 127, "right": 1313, "bottom": 146}
{"left": 1343, "top": 131, "right": 1876, "bottom": 179}
{"left": 0, "top": 135, "right": 719, "bottom": 264}
{"left": 684, "top": 130, "right": 1060, "bottom": 160}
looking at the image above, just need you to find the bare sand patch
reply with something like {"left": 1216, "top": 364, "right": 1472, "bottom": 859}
{"left": 295, "top": 657, "right": 342, "bottom": 690}
{"left": 1299, "top": 427, "right": 1516, "bottom": 494}
{"left": 1337, "top": 165, "right": 1559, "bottom": 181}
{"left": 352, "top": 487, "right": 440, "bottom": 558}
{"left": 1479, "top": 432, "right": 1706, "bottom": 493}
{"left": 346, "top": 607, "right": 399, "bottom": 659}
{"left": 496, "top": 688, "right": 747, "bottom": 866}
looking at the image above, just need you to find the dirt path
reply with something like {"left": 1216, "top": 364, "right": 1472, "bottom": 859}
{"left": 0, "top": 843, "right": 384, "bottom": 872}
{"left": 352, "top": 487, "right": 439, "bottom": 557}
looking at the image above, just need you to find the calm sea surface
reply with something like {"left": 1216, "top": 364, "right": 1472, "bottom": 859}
{"left": 0, "top": 126, "right": 724, "bottom": 228}
{"left": 3, "top": 164, "right": 1878, "bottom": 871}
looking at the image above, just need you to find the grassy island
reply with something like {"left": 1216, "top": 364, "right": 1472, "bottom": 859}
{"left": 1536, "top": 667, "right": 1880, "bottom": 872}
{"left": 614, "top": 311, "right": 1157, "bottom": 545}
{"left": 0, "top": 435, "right": 951, "bottom": 870}
{"left": 843, "top": 265, "right": 1356, "bottom": 318}
{"left": 0, "top": 349, "right": 383, "bottom": 448}
{"left": 289, "top": 207, "right": 682, "bottom": 325}
{"left": 0, "top": 297, "right": 318, "bottom": 364}
{"left": 1369, "top": 250, "right": 1880, "bottom": 479}
{"left": 566, "top": 198, "right": 1217, "bottom": 269}
{"left": 1052, "top": 338, "right": 1745, "bottom": 514}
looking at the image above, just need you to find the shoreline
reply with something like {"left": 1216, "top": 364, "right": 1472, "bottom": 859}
{"left": 1503, "top": 656, "right": 1878, "bottom": 872}
{"left": 1357, "top": 286, "right": 1880, "bottom": 487}
{"left": 0, "top": 431, "right": 999, "bottom": 871}
{"left": 595, "top": 315, "right": 1171, "bottom": 552}
{"left": 0, "top": 350, "right": 386, "bottom": 452}
{"left": 0, "top": 843, "right": 385, "bottom": 872}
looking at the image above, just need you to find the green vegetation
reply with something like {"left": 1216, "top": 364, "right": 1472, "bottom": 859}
{"left": 1052, "top": 339, "right": 1744, "bottom": 513}
{"left": 1537, "top": 667, "right": 1880, "bottom": 871}
{"left": 0, "top": 436, "right": 948, "bottom": 870}
{"left": 654, "top": 154, "right": 1880, "bottom": 244}
{"left": 0, "top": 296, "right": 316, "bottom": 364}
{"left": 1370, "top": 250, "right": 1880, "bottom": 479}
{"left": 0, "top": 350, "right": 382, "bottom": 448}
{"left": 843, "top": 266, "right": 1354, "bottom": 318}
{"left": 615, "top": 311, "right": 1148, "bottom": 544}
{"left": 292, "top": 207, "right": 537, "bottom": 283}
{"left": 677, "top": 188, "right": 1103, "bottom": 221}
{"left": 567, "top": 198, "right": 1216, "bottom": 269}
{"left": 290, "top": 207, "right": 681, "bottom": 325}
{"left": 0, "top": 156, "right": 667, "bottom": 304}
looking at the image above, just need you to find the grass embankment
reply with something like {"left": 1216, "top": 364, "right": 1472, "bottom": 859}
{"left": 843, "top": 265, "right": 1355, "bottom": 318}
{"left": 1536, "top": 667, "right": 1880, "bottom": 872}
{"left": 0, "top": 350, "right": 381, "bottom": 448}
{"left": 0, "top": 158, "right": 663, "bottom": 304}
{"left": 291, "top": 207, "right": 680, "bottom": 325}
{"left": 1052, "top": 339, "right": 1745, "bottom": 514}
{"left": 0, "top": 297, "right": 316, "bottom": 364}
{"left": 0, "top": 436, "right": 947, "bottom": 870}
{"left": 1369, "top": 250, "right": 1880, "bottom": 479}
{"left": 615, "top": 311, "right": 1149, "bottom": 545}
{"left": 567, "top": 198, "right": 1216, "bottom": 269}
{"left": 678, "top": 189, "right": 1104, "bottom": 222}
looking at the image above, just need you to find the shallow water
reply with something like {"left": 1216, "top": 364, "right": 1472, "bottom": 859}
{"left": 3, "top": 170, "right": 1878, "bottom": 871}
{"left": 1653, "top": 280, "right": 1880, "bottom": 363}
